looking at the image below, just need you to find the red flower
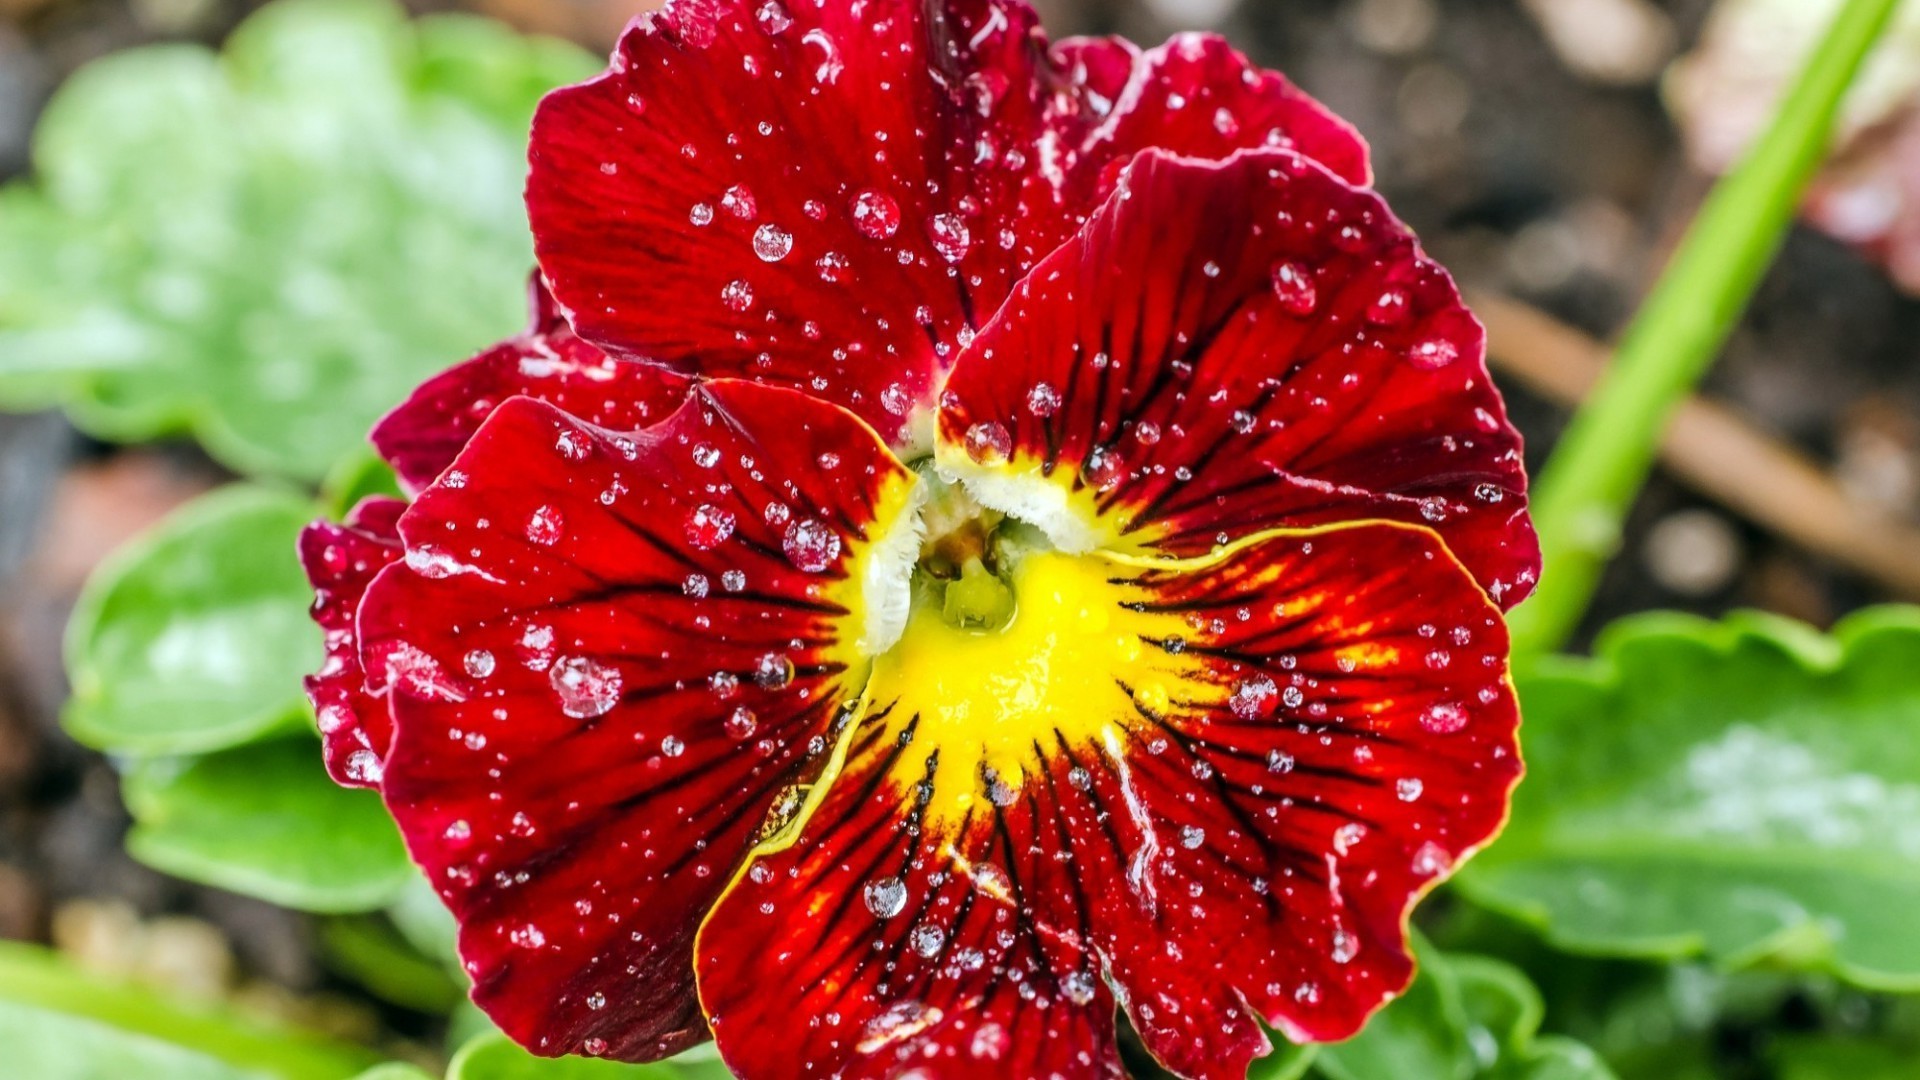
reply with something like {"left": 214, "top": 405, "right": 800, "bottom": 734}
{"left": 301, "top": 2, "right": 1537, "bottom": 1077}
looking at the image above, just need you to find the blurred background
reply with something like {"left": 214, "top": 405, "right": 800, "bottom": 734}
{"left": 2, "top": 0, "right": 1919, "bottom": 1076}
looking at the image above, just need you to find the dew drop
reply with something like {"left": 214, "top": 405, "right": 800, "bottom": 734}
{"left": 721, "top": 279, "right": 755, "bottom": 312}
{"left": 685, "top": 504, "right": 737, "bottom": 549}
{"left": 753, "top": 223, "right": 793, "bottom": 262}
{"left": 463, "top": 649, "right": 496, "bottom": 679}
{"left": 1366, "top": 287, "right": 1412, "bottom": 326}
{"left": 660, "top": 734, "right": 685, "bottom": 757}
{"left": 1396, "top": 777, "right": 1424, "bottom": 802}
{"left": 526, "top": 504, "right": 563, "bottom": 546}
{"left": 725, "top": 707, "right": 759, "bottom": 740}
{"left": 783, "top": 518, "right": 842, "bottom": 572}
{"left": 754, "top": 0, "right": 792, "bottom": 33}
{"left": 864, "top": 877, "right": 908, "bottom": 918}
{"left": 851, "top": 190, "right": 901, "bottom": 239}
{"left": 964, "top": 421, "right": 1012, "bottom": 464}
{"left": 1270, "top": 261, "right": 1318, "bottom": 316}
{"left": 1026, "top": 382, "right": 1062, "bottom": 417}
{"left": 550, "top": 656, "right": 622, "bottom": 719}
{"left": 1061, "top": 970, "right": 1099, "bottom": 1006}
{"left": 753, "top": 652, "right": 795, "bottom": 690}
{"left": 1408, "top": 337, "right": 1460, "bottom": 369}
{"left": 1228, "top": 675, "right": 1279, "bottom": 719}
{"left": 1082, "top": 446, "right": 1126, "bottom": 492}
{"left": 927, "top": 213, "right": 971, "bottom": 263}
{"left": 344, "top": 749, "right": 383, "bottom": 784}
{"left": 721, "top": 184, "right": 757, "bottom": 220}
{"left": 1420, "top": 701, "right": 1469, "bottom": 734}
{"left": 1330, "top": 929, "right": 1359, "bottom": 964}
{"left": 909, "top": 924, "right": 946, "bottom": 958}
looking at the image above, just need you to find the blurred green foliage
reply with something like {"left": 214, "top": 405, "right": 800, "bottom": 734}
{"left": 0, "top": 0, "right": 594, "bottom": 480}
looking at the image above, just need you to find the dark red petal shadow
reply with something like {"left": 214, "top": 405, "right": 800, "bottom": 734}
{"left": 359, "top": 381, "right": 915, "bottom": 1061}
{"left": 696, "top": 523, "right": 1521, "bottom": 1080}
{"left": 528, "top": 0, "right": 1365, "bottom": 441}
{"left": 937, "top": 148, "right": 1538, "bottom": 607}
{"left": 372, "top": 275, "right": 692, "bottom": 493}
{"left": 300, "top": 496, "right": 405, "bottom": 788}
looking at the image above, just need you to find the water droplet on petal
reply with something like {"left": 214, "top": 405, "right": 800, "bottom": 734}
{"left": 1396, "top": 777, "right": 1424, "bottom": 802}
{"left": 725, "top": 707, "right": 758, "bottom": 740}
{"left": 463, "top": 649, "right": 496, "bottom": 678}
{"left": 928, "top": 214, "right": 971, "bottom": 262}
{"left": 783, "top": 518, "right": 841, "bottom": 572}
{"left": 963, "top": 421, "right": 1012, "bottom": 464}
{"left": 345, "top": 749, "right": 383, "bottom": 784}
{"left": 851, "top": 190, "right": 901, "bottom": 239}
{"left": 1228, "top": 675, "right": 1279, "bottom": 719}
{"left": 721, "top": 279, "right": 755, "bottom": 312}
{"left": 686, "top": 504, "right": 736, "bottom": 549}
{"left": 1061, "top": 970, "right": 1099, "bottom": 1006}
{"left": 721, "top": 184, "right": 757, "bottom": 220}
{"left": 1421, "top": 701, "right": 1468, "bottom": 734}
{"left": 864, "top": 876, "right": 907, "bottom": 918}
{"left": 1408, "top": 337, "right": 1460, "bottom": 369}
{"left": 1270, "top": 261, "right": 1318, "bottom": 316}
{"left": 755, "top": 0, "right": 792, "bottom": 33}
{"left": 1026, "top": 382, "right": 1061, "bottom": 417}
{"left": 526, "top": 504, "right": 563, "bottom": 546}
{"left": 753, "top": 223, "right": 793, "bottom": 262}
{"left": 550, "top": 656, "right": 622, "bottom": 719}
{"left": 909, "top": 924, "right": 945, "bottom": 958}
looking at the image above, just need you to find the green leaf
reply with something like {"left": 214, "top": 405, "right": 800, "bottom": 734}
{"left": 1771, "top": 1035, "right": 1920, "bottom": 1080}
{"left": 0, "top": 1000, "right": 276, "bottom": 1080}
{"left": 124, "top": 737, "right": 413, "bottom": 912}
{"left": 1248, "top": 1042, "right": 1319, "bottom": 1080}
{"left": 448, "top": 1034, "right": 688, "bottom": 1079}
{"left": 64, "top": 485, "right": 320, "bottom": 756}
{"left": 355, "top": 1068, "right": 437, "bottom": 1080}
{"left": 1461, "top": 608, "right": 1920, "bottom": 990}
{"left": 1315, "top": 943, "right": 1615, "bottom": 1080}
{"left": 0, "top": 942, "right": 381, "bottom": 1080}
{"left": 0, "top": 0, "right": 597, "bottom": 479}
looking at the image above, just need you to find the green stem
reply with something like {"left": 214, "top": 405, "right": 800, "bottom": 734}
{"left": 0, "top": 942, "right": 383, "bottom": 1080}
{"left": 1507, "top": 0, "right": 1904, "bottom": 657}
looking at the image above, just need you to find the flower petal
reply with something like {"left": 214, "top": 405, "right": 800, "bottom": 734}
{"left": 357, "top": 380, "right": 919, "bottom": 1060}
{"left": 696, "top": 523, "right": 1520, "bottom": 1079}
{"left": 527, "top": 1, "right": 1366, "bottom": 441}
{"left": 936, "top": 149, "right": 1538, "bottom": 606}
{"left": 372, "top": 275, "right": 692, "bottom": 493}
{"left": 300, "top": 496, "right": 405, "bottom": 788}
{"left": 1033, "top": 33, "right": 1370, "bottom": 247}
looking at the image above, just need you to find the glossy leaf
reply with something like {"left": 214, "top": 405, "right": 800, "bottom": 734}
{"left": 448, "top": 1033, "right": 728, "bottom": 1079}
{"left": 123, "top": 737, "right": 412, "bottom": 912}
{"left": 0, "top": 942, "right": 381, "bottom": 1080}
{"left": 0, "top": 1002, "right": 275, "bottom": 1080}
{"left": 0, "top": 0, "right": 596, "bottom": 479}
{"left": 1771, "top": 1035, "right": 1920, "bottom": 1080}
{"left": 1315, "top": 943, "right": 1616, "bottom": 1080}
{"left": 65, "top": 485, "right": 320, "bottom": 755}
{"left": 1462, "top": 608, "right": 1920, "bottom": 989}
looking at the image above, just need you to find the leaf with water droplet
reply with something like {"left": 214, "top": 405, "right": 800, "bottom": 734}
{"left": 1461, "top": 608, "right": 1920, "bottom": 990}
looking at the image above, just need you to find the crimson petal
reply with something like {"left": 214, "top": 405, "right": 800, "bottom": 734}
{"left": 300, "top": 496, "right": 405, "bottom": 788}
{"left": 937, "top": 148, "right": 1537, "bottom": 606}
{"left": 372, "top": 275, "right": 692, "bottom": 493}
{"left": 358, "top": 381, "right": 918, "bottom": 1060}
{"left": 697, "top": 523, "right": 1520, "bottom": 1079}
{"left": 527, "top": 0, "right": 1366, "bottom": 441}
